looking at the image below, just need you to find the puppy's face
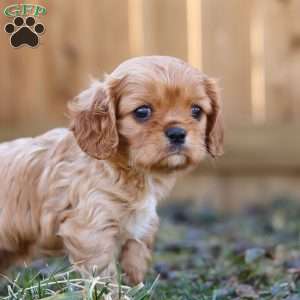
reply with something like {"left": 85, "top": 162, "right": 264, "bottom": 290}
{"left": 70, "top": 56, "right": 223, "bottom": 173}
{"left": 117, "top": 77, "right": 211, "bottom": 172}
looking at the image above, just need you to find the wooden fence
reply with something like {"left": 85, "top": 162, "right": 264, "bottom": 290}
{"left": 1, "top": 0, "right": 300, "bottom": 128}
{"left": 0, "top": 0, "right": 300, "bottom": 208}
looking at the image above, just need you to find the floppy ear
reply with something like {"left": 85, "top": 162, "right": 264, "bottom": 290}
{"left": 68, "top": 81, "right": 118, "bottom": 160}
{"left": 204, "top": 78, "right": 224, "bottom": 158}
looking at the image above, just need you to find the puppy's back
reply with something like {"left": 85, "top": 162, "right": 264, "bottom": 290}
{"left": 0, "top": 128, "right": 69, "bottom": 196}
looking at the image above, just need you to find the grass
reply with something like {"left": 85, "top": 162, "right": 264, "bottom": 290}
{"left": 0, "top": 260, "right": 157, "bottom": 300}
{"left": 1, "top": 198, "right": 300, "bottom": 299}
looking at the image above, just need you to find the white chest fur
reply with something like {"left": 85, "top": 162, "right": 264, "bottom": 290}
{"left": 124, "top": 192, "right": 157, "bottom": 241}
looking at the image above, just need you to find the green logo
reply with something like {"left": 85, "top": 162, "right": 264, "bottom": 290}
{"left": 3, "top": 4, "right": 47, "bottom": 17}
{"left": 3, "top": 3, "right": 47, "bottom": 48}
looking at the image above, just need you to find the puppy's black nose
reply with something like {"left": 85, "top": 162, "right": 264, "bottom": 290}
{"left": 165, "top": 127, "right": 186, "bottom": 145}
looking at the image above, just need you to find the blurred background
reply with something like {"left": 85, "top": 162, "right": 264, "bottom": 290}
{"left": 1, "top": 0, "right": 300, "bottom": 211}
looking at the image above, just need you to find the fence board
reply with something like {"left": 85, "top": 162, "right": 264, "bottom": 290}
{"left": 0, "top": 0, "right": 48, "bottom": 126}
{"left": 153, "top": 0, "right": 187, "bottom": 59}
{"left": 264, "top": 0, "right": 300, "bottom": 123}
{"left": 0, "top": 3, "right": 14, "bottom": 125}
{"left": 201, "top": 0, "right": 252, "bottom": 125}
{"left": 134, "top": 0, "right": 187, "bottom": 59}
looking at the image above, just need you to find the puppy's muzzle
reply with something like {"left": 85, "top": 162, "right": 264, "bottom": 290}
{"left": 165, "top": 127, "right": 186, "bottom": 146}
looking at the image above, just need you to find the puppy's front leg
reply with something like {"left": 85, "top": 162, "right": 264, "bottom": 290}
{"left": 58, "top": 210, "right": 119, "bottom": 279}
{"left": 120, "top": 217, "right": 158, "bottom": 285}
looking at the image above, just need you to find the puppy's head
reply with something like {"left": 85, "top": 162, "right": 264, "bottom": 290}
{"left": 69, "top": 56, "right": 223, "bottom": 173}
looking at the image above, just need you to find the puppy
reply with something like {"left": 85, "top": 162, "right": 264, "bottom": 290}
{"left": 0, "top": 56, "right": 223, "bottom": 284}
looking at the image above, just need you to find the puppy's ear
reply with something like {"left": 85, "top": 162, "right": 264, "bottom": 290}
{"left": 68, "top": 81, "right": 118, "bottom": 160}
{"left": 204, "top": 78, "right": 224, "bottom": 158}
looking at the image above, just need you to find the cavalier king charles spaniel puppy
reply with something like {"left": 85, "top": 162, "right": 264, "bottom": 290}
{"left": 0, "top": 56, "right": 223, "bottom": 284}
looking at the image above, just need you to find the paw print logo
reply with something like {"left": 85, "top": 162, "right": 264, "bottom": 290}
{"left": 4, "top": 16, "right": 45, "bottom": 48}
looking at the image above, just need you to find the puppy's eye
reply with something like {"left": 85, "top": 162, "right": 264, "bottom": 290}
{"left": 133, "top": 105, "right": 152, "bottom": 121}
{"left": 191, "top": 105, "right": 203, "bottom": 120}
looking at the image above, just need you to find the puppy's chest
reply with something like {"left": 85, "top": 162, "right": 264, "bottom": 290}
{"left": 121, "top": 192, "right": 157, "bottom": 241}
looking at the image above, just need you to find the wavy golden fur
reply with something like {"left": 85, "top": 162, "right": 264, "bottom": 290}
{"left": 0, "top": 56, "right": 223, "bottom": 284}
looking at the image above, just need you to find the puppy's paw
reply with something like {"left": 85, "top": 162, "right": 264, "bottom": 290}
{"left": 120, "top": 239, "right": 150, "bottom": 285}
{"left": 121, "top": 260, "right": 146, "bottom": 285}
